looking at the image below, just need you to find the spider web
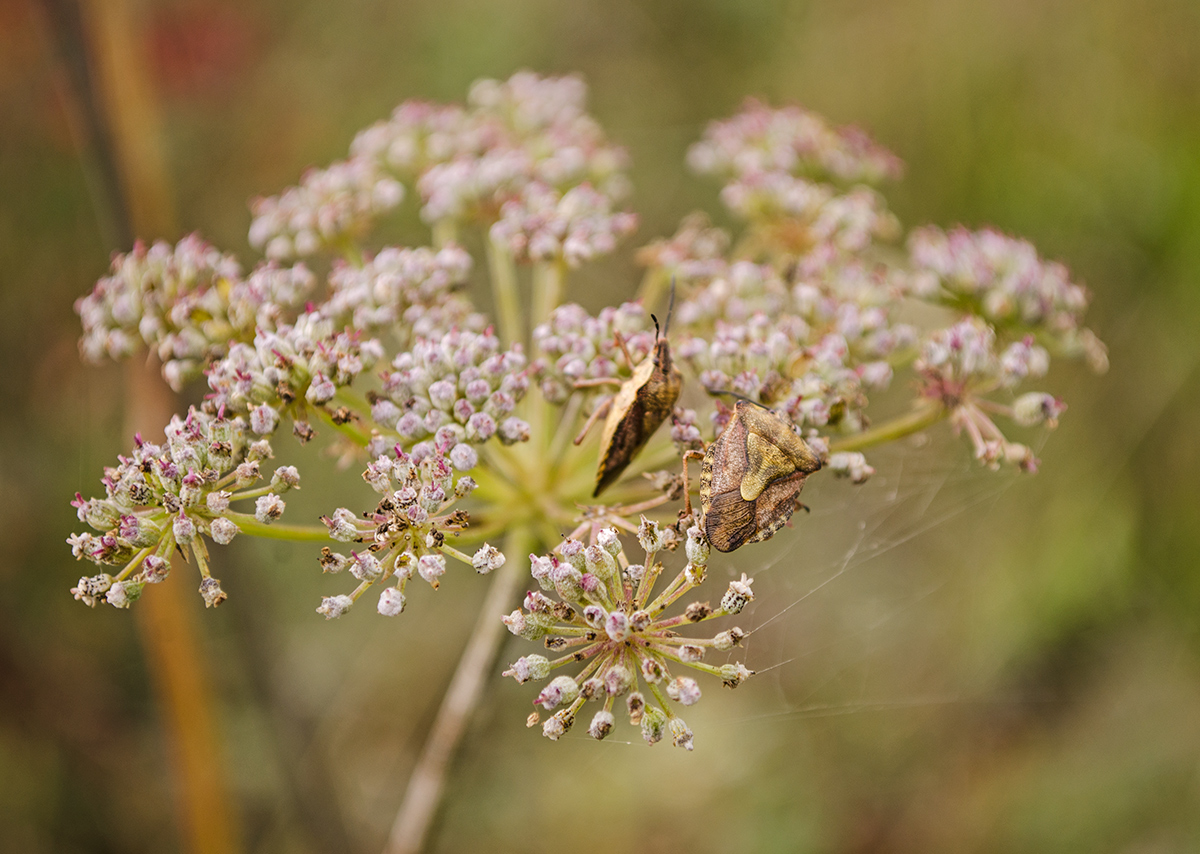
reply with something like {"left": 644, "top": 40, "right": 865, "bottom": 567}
{"left": 709, "top": 435, "right": 1032, "bottom": 730}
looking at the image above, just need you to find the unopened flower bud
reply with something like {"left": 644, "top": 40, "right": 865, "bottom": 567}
{"left": 685, "top": 526, "right": 710, "bottom": 565}
{"left": 173, "top": 512, "right": 197, "bottom": 544}
{"left": 637, "top": 517, "right": 664, "bottom": 553}
{"left": 199, "top": 576, "right": 227, "bottom": 607}
{"left": 530, "top": 553, "right": 556, "bottom": 590}
{"left": 351, "top": 551, "right": 383, "bottom": 582}
{"left": 269, "top": 466, "right": 300, "bottom": 493}
{"left": 559, "top": 538, "right": 585, "bottom": 570}
{"left": 427, "top": 379, "right": 457, "bottom": 411}
{"left": 255, "top": 493, "right": 285, "bottom": 523}
{"left": 449, "top": 443, "right": 478, "bottom": 471}
{"left": 721, "top": 573, "right": 755, "bottom": 614}
{"left": 316, "top": 594, "right": 353, "bottom": 619}
{"left": 669, "top": 717, "right": 694, "bottom": 751}
{"left": 250, "top": 404, "right": 280, "bottom": 435}
{"left": 550, "top": 562, "right": 584, "bottom": 601}
{"left": 417, "top": 553, "right": 446, "bottom": 585}
{"left": 206, "top": 491, "right": 231, "bottom": 513}
{"left": 713, "top": 627, "right": 746, "bottom": 650}
{"left": 465, "top": 412, "right": 496, "bottom": 442}
{"left": 720, "top": 662, "right": 754, "bottom": 687}
{"left": 605, "top": 611, "right": 630, "bottom": 642}
{"left": 419, "top": 483, "right": 447, "bottom": 512}
{"left": 583, "top": 604, "right": 608, "bottom": 629}
{"left": 827, "top": 451, "right": 874, "bottom": 484}
{"left": 504, "top": 654, "right": 551, "bottom": 683}
{"left": 140, "top": 555, "right": 170, "bottom": 583}
{"left": 640, "top": 706, "right": 667, "bottom": 745}
{"left": 640, "top": 657, "right": 665, "bottom": 683}
{"left": 324, "top": 507, "right": 360, "bottom": 542}
{"left": 667, "top": 677, "right": 701, "bottom": 706}
{"left": 305, "top": 372, "right": 336, "bottom": 404}
{"left": 377, "top": 587, "right": 406, "bottom": 616}
{"left": 234, "top": 461, "right": 260, "bottom": 487}
{"left": 604, "top": 663, "right": 634, "bottom": 696}
{"left": 105, "top": 580, "right": 142, "bottom": 609}
{"left": 542, "top": 708, "right": 574, "bottom": 741}
{"left": 588, "top": 710, "right": 615, "bottom": 740}
{"left": 498, "top": 416, "right": 530, "bottom": 444}
{"left": 472, "top": 543, "right": 505, "bottom": 574}
{"left": 597, "top": 526, "right": 622, "bottom": 556}
{"left": 210, "top": 517, "right": 239, "bottom": 545}
{"left": 536, "top": 676, "right": 580, "bottom": 710}
{"left": 1013, "top": 392, "right": 1066, "bottom": 428}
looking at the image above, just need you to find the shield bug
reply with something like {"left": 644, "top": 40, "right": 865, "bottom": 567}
{"left": 699, "top": 400, "right": 822, "bottom": 552}
{"left": 589, "top": 309, "right": 682, "bottom": 496}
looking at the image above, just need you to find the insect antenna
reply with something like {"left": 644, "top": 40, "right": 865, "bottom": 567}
{"left": 710, "top": 388, "right": 767, "bottom": 408}
{"left": 662, "top": 277, "right": 676, "bottom": 338}
{"left": 648, "top": 278, "right": 678, "bottom": 342}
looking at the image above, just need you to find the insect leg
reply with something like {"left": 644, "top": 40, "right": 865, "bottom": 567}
{"left": 613, "top": 330, "right": 636, "bottom": 370}
{"left": 680, "top": 449, "right": 706, "bottom": 518}
{"left": 573, "top": 396, "right": 613, "bottom": 445}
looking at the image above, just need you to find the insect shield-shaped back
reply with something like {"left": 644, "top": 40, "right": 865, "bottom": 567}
{"left": 700, "top": 401, "right": 822, "bottom": 552}
{"left": 593, "top": 319, "right": 682, "bottom": 496}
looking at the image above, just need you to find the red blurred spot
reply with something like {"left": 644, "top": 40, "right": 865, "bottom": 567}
{"left": 146, "top": 2, "right": 259, "bottom": 100}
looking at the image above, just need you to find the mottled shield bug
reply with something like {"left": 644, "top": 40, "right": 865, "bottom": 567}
{"left": 699, "top": 400, "right": 822, "bottom": 552}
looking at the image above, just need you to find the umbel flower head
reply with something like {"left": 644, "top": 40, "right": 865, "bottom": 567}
{"left": 67, "top": 71, "right": 1105, "bottom": 749}
{"left": 503, "top": 519, "right": 753, "bottom": 749}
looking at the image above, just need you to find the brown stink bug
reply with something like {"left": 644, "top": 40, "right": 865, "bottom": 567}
{"left": 574, "top": 289, "right": 682, "bottom": 497}
{"left": 699, "top": 400, "right": 822, "bottom": 552}
{"left": 590, "top": 310, "right": 682, "bottom": 496}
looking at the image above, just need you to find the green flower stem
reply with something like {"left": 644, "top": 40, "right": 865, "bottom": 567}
{"left": 116, "top": 544, "right": 156, "bottom": 582}
{"left": 223, "top": 512, "right": 333, "bottom": 542}
{"left": 312, "top": 405, "right": 374, "bottom": 447}
{"left": 635, "top": 558, "right": 664, "bottom": 610}
{"left": 191, "top": 536, "right": 213, "bottom": 580}
{"left": 645, "top": 678, "right": 676, "bottom": 717}
{"left": 331, "top": 386, "right": 377, "bottom": 419}
{"left": 828, "top": 401, "right": 945, "bottom": 453}
{"left": 431, "top": 219, "right": 459, "bottom": 249}
{"left": 440, "top": 545, "right": 475, "bottom": 568}
{"left": 348, "top": 579, "right": 372, "bottom": 603}
{"left": 532, "top": 258, "right": 566, "bottom": 331}
{"left": 545, "top": 628, "right": 593, "bottom": 641}
{"left": 645, "top": 568, "right": 697, "bottom": 617}
{"left": 636, "top": 267, "right": 671, "bottom": 314}
{"left": 485, "top": 235, "right": 524, "bottom": 347}
{"left": 228, "top": 485, "right": 277, "bottom": 502}
{"left": 335, "top": 237, "right": 365, "bottom": 268}
{"left": 546, "top": 394, "right": 583, "bottom": 467}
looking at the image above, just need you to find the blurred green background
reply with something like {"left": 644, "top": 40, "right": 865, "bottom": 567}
{"left": 3, "top": 0, "right": 1200, "bottom": 851}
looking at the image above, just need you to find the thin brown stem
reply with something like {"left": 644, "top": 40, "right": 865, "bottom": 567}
{"left": 384, "top": 527, "right": 533, "bottom": 854}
